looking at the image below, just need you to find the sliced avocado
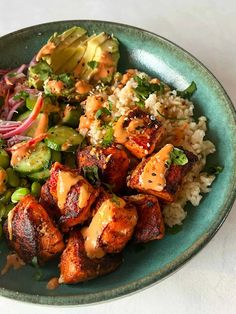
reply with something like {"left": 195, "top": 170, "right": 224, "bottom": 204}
{"left": 74, "top": 32, "right": 109, "bottom": 78}
{"left": 82, "top": 35, "right": 120, "bottom": 82}
{"left": 42, "top": 27, "right": 88, "bottom": 74}
{"left": 28, "top": 60, "right": 53, "bottom": 89}
{"left": 62, "top": 104, "right": 83, "bottom": 128}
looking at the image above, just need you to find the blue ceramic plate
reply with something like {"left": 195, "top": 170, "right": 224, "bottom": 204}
{"left": 0, "top": 20, "right": 235, "bottom": 305}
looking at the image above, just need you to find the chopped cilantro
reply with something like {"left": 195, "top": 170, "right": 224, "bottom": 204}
{"left": 55, "top": 73, "right": 74, "bottom": 88}
{"left": 82, "top": 165, "right": 100, "bottom": 186}
{"left": 13, "top": 90, "right": 29, "bottom": 101}
{"left": 102, "top": 125, "right": 114, "bottom": 147}
{"left": 95, "top": 107, "right": 111, "bottom": 119}
{"left": 177, "top": 81, "right": 197, "bottom": 99}
{"left": 209, "top": 165, "right": 224, "bottom": 175}
{"left": 87, "top": 60, "right": 99, "bottom": 69}
{"left": 108, "top": 100, "right": 113, "bottom": 111}
{"left": 134, "top": 75, "right": 162, "bottom": 102}
{"left": 170, "top": 148, "right": 188, "bottom": 166}
{"left": 135, "top": 101, "right": 145, "bottom": 109}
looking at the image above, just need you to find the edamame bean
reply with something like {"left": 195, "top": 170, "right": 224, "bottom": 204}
{"left": 11, "top": 187, "right": 30, "bottom": 203}
{"left": 31, "top": 182, "right": 41, "bottom": 197}
{"left": 0, "top": 149, "right": 10, "bottom": 169}
{"left": 6, "top": 168, "right": 20, "bottom": 188}
{"left": 0, "top": 189, "right": 14, "bottom": 204}
{"left": 0, "top": 202, "right": 6, "bottom": 221}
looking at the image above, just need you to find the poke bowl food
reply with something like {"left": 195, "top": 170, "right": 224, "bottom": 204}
{"left": 0, "top": 25, "right": 223, "bottom": 289}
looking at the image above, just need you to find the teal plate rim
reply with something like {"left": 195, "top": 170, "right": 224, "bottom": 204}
{"left": 0, "top": 20, "right": 236, "bottom": 306}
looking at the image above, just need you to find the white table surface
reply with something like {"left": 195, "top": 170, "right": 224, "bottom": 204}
{"left": 0, "top": 1, "right": 235, "bottom": 313}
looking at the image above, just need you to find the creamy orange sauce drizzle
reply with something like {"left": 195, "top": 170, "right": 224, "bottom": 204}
{"left": 0, "top": 169, "right": 7, "bottom": 194}
{"left": 34, "top": 113, "right": 48, "bottom": 137}
{"left": 85, "top": 95, "right": 103, "bottom": 119}
{"left": 36, "top": 42, "right": 56, "bottom": 61}
{"left": 81, "top": 199, "right": 123, "bottom": 259}
{"left": 78, "top": 184, "right": 91, "bottom": 208}
{"left": 56, "top": 171, "right": 81, "bottom": 209}
{"left": 1, "top": 253, "right": 25, "bottom": 275}
{"left": 10, "top": 143, "right": 33, "bottom": 167}
{"left": 140, "top": 144, "right": 174, "bottom": 191}
{"left": 47, "top": 277, "right": 59, "bottom": 290}
{"left": 113, "top": 116, "right": 129, "bottom": 143}
{"left": 93, "top": 52, "right": 115, "bottom": 81}
{"left": 75, "top": 80, "right": 92, "bottom": 94}
{"left": 127, "top": 118, "right": 144, "bottom": 133}
{"left": 7, "top": 207, "right": 16, "bottom": 241}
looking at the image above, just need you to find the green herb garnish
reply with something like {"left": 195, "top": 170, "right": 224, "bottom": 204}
{"left": 134, "top": 75, "right": 162, "bottom": 101}
{"left": 95, "top": 107, "right": 111, "bottom": 119}
{"left": 135, "top": 101, "right": 145, "bottom": 109}
{"left": 169, "top": 148, "right": 188, "bottom": 166}
{"left": 82, "top": 165, "right": 100, "bottom": 186}
{"left": 102, "top": 125, "right": 114, "bottom": 147}
{"left": 209, "top": 165, "right": 224, "bottom": 175}
{"left": 108, "top": 100, "right": 113, "bottom": 111}
{"left": 87, "top": 60, "right": 99, "bottom": 69}
{"left": 13, "top": 91, "right": 29, "bottom": 101}
{"left": 177, "top": 81, "right": 197, "bottom": 99}
{"left": 55, "top": 73, "right": 74, "bottom": 88}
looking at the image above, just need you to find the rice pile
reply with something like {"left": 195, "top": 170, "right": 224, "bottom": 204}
{"left": 86, "top": 71, "right": 216, "bottom": 227}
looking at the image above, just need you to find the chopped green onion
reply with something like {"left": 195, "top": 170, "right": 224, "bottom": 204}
{"left": 177, "top": 81, "right": 197, "bottom": 99}
{"left": 170, "top": 148, "right": 188, "bottom": 166}
{"left": 102, "top": 125, "right": 114, "bottom": 147}
{"left": 95, "top": 107, "right": 111, "bottom": 119}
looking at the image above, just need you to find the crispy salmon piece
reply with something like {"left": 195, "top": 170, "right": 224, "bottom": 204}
{"left": 125, "top": 194, "right": 165, "bottom": 243}
{"left": 40, "top": 162, "right": 99, "bottom": 231}
{"left": 113, "top": 107, "right": 165, "bottom": 158}
{"left": 77, "top": 145, "right": 129, "bottom": 192}
{"left": 127, "top": 146, "right": 198, "bottom": 202}
{"left": 4, "top": 195, "right": 64, "bottom": 264}
{"left": 59, "top": 231, "right": 122, "bottom": 284}
{"left": 81, "top": 190, "right": 138, "bottom": 258}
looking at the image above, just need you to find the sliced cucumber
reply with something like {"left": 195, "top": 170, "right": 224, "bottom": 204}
{"left": 62, "top": 105, "right": 83, "bottom": 128}
{"left": 13, "top": 142, "right": 51, "bottom": 174}
{"left": 28, "top": 168, "right": 50, "bottom": 182}
{"left": 45, "top": 126, "right": 83, "bottom": 151}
